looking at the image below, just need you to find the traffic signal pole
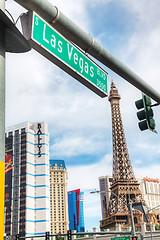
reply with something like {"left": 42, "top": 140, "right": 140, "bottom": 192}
{"left": 14, "top": 0, "right": 160, "bottom": 104}
{"left": 0, "top": 0, "right": 5, "bottom": 239}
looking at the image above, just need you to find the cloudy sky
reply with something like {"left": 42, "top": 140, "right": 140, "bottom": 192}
{"left": 5, "top": 0, "right": 160, "bottom": 231}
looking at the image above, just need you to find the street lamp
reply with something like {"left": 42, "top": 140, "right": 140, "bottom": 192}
{"left": 90, "top": 189, "right": 136, "bottom": 237}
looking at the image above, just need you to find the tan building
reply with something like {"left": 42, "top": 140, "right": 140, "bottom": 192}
{"left": 50, "top": 160, "right": 69, "bottom": 234}
{"left": 137, "top": 177, "right": 160, "bottom": 215}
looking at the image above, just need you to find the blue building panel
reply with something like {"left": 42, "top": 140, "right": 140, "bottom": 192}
{"left": 68, "top": 190, "right": 85, "bottom": 232}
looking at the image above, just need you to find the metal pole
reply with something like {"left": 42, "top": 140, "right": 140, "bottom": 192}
{"left": 14, "top": 0, "right": 160, "bottom": 103}
{"left": 0, "top": 0, "right": 5, "bottom": 239}
{"left": 147, "top": 209, "right": 153, "bottom": 240}
{"left": 128, "top": 200, "right": 136, "bottom": 237}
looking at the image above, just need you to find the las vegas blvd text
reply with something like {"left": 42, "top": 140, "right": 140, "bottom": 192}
{"left": 33, "top": 14, "right": 107, "bottom": 93}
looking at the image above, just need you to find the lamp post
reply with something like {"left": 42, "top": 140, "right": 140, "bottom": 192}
{"left": 90, "top": 189, "right": 136, "bottom": 237}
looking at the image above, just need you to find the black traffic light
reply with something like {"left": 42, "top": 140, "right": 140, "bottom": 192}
{"left": 131, "top": 237, "right": 138, "bottom": 240}
{"left": 67, "top": 230, "right": 72, "bottom": 240}
{"left": 15, "top": 235, "right": 19, "bottom": 240}
{"left": 135, "top": 93, "right": 157, "bottom": 133}
{"left": 45, "top": 232, "right": 50, "bottom": 240}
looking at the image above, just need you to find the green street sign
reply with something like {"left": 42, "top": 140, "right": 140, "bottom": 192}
{"left": 111, "top": 237, "right": 130, "bottom": 240}
{"left": 21, "top": 11, "right": 108, "bottom": 98}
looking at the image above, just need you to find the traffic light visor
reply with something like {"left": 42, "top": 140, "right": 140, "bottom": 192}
{"left": 138, "top": 120, "right": 148, "bottom": 131}
{"left": 137, "top": 110, "right": 146, "bottom": 121}
{"left": 135, "top": 99, "right": 144, "bottom": 109}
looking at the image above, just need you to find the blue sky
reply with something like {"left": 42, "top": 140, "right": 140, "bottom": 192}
{"left": 6, "top": 0, "right": 160, "bottom": 232}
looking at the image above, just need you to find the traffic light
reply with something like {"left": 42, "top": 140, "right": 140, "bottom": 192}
{"left": 67, "top": 230, "right": 72, "bottom": 240}
{"left": 15, "top": 235, "right": 19, "bottom": 240}
{"left": 131, "top": 237, "right": 138, "bottom": 240}
{"left": 135, "top": 93, "right": 157, "bottom": 133}
{"left": 45, "top": 232, "right": 50, "bottom": 240}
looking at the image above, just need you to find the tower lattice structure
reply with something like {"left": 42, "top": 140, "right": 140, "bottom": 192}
{"left": 100, "top": 81, "right": 158, "bottom": 230}
{"left": 108, "top": 81, "right": 145, "bottom": 214}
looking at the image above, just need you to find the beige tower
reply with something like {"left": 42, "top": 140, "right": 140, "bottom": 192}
{"left": 100, "top": 81, "right": 158, "bottom": 230}
{"left": 50, "top": 160, "right": 69, "bottom": 234}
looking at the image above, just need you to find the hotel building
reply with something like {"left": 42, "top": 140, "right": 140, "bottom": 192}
{"left": 68, "top": 189, "right": 85, "bottom": 232}
{"left": 50, "top": 160, "right": 69, "bottom": 234}
{"left": 4, "top": 122, "right": 50, "bottom": 238}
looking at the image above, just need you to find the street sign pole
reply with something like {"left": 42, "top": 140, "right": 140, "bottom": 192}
{"left": 129, "top": 200, "right": 136, "bottom": 237}
{"left": 0, "top": 0, "right": 5, "bottom": 239}
{"left": 14, "top": 0, "right": 160, "bottom": 104}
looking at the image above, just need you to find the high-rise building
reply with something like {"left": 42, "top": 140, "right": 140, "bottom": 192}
{"left": 50, "top": 160, "right": 69, "bottom": 234}
{"left": 99, "top": 176, "right": 112, "bottom": 219}
{"left": 4, "top": 122, "right": 50, "bottom": 238}
{"left": 99, "top": 176, "right": 160, "bottom": 222}
{"left": 68, "top": 189, "right": 85, "bottom": 232}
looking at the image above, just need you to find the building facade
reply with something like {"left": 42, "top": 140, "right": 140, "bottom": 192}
{"left": 68, "top": 189, "right": 85, "bottom": 232}
{"left": 99, "top": 176, "right": 160, "bottom": 221}
{"left": 50, "top": 160, "right": 69, "bottom": 234}
{"left": 99, "top": 176, "right": 112, "bottom": 219}
{"left": 4, "top": 122, "right": 50, "bottom": 238}
{"left": 137, "top": 177, "right": 160, "bottom": 216}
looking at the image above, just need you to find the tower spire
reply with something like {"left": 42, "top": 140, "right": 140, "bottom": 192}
{"left": 99, "top": 81, "right": 157, "bottom": 231}
{"left": 108, "top": 81, "right": 136, "bottom": 184}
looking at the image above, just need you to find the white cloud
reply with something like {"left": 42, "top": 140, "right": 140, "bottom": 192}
{"left": 67, "top": 154, "right": 112, "bottom": 191}
{"left": 51, "top": 134, "right": 108, "bottom": 157}
{"left": 135, "top": 164, "right": 160, "bottom": 179}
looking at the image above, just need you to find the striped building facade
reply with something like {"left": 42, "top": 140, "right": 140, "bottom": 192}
{"left": 4, "top": 122, "right": 50, "bottom": 238}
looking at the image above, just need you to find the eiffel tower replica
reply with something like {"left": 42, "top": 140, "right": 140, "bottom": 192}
{"left": 100, "top": 81, "right": 158, "bottom": 230}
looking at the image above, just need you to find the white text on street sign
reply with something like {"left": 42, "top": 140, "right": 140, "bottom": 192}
{"left": 21, "top": 11, "right": 108, "bottom": 97}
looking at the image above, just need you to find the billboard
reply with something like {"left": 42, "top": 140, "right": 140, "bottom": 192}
{"left": 5, "top": 136, "right": 13, "bottom": 207}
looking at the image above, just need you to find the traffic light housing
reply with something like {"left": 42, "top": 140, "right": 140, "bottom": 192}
{"left": 45, "top": 232, "right": 50, "bottom": 240}
{"left": 131, "top": 237, "right": 138, "bottom": 240}
{"left": 67, "top": 230, "right": 72, "bottom": 240}
{"left": 135, "top": 93, "right": 157, "bottom": 133}
{"left": 15, "top": 235, "right": 19, "bottom": 240}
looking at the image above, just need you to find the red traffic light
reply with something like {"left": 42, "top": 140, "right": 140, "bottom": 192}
{"left": 132, "top": 237, "right": 137, "bottom": 240}
{"left": 45, "top": 232, "right": 50, "bottom": 240}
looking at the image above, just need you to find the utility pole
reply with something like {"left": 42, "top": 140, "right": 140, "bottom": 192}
{"left": 0, "top": 2, "right": 30, "bottom": 238}
{"left": 0, "top": 0, "right": 5, "bottom": 239}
